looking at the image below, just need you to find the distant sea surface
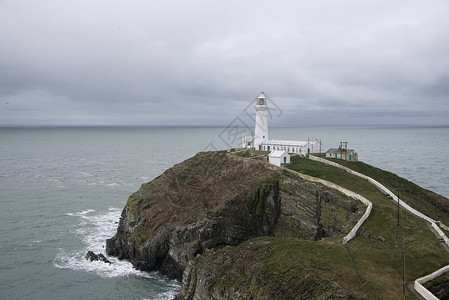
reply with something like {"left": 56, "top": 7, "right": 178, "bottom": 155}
{"left": 1, "top": 126, "right": 448, "bottom": 300}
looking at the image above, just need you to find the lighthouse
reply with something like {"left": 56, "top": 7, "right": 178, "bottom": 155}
{"left": 242, "top": 91, "right": 321, "bottom": 154}
{"left": 254, "top": 92, "right": 268, "bottom": 150}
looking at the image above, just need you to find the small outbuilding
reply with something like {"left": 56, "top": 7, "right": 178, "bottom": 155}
{"left": 269, "top": 150, "right": 290, "bottom": 167}
{"left": 326, "top": 148, "right": 358, "bottom": 161}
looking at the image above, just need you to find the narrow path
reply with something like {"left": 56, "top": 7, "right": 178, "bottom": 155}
{"left": 282, "top": 167, "right": 372, "bottom": 244}
{"left": 427, "top": 223, "right": 449, "bottom": 253}
{"left": 309, "top": 155, "right": 449, "bottom": 300}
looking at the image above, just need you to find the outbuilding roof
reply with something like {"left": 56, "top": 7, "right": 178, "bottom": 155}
{"left": 326, "top": 148, "right": 339, "bottom": 154}
{"left": 269, "top": 150, "right": 288, "bottom": 158}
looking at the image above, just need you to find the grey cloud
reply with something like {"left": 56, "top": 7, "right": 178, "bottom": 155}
{"left": 1, "top": 0, "right": 448, "bottom": 125}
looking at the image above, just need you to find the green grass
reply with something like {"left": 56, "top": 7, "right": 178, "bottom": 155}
{"left": 286, "top": 156, "right": 449, "bottom": 299}
{"left": 288, "top": 156, "right": 383, "bottom": 202}
{"left": 324, "top": 158, "right": 449, "bottom": 225}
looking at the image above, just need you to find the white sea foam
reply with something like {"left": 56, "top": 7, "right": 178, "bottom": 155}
{"left": 55, "top": 207, "right": 153, "bottom": 278}
{"left": 144, "top": 288, "right": 180, "bottom": 300}
{"left": 66, "top": 209, "right": 95, "bottom": 217}
{"left": 54, "top": 249, "right": 156, "bottom": 278}
{"left": 79, "top": 209, "right": 96, "bottom": 215}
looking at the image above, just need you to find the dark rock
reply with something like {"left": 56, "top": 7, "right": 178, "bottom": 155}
{"left": 85, "top": 250, "right": 98, "bottom": 261}
{"left": 85, "top": 251, "right": 112, "bottom": 264}
{"left": 98, "top": 253, "right": 112, "bottom": 264}
{"left": 428, "top": 281, "right": 449, "bottom": 300}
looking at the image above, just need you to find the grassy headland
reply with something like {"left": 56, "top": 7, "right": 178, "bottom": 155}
{"left": 285, "top": 156, "right": 449, "bottom": 299}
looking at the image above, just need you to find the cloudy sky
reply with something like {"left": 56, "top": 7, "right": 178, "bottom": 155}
{"left": 1, "top": 0, "right": 448, "bottom": 126}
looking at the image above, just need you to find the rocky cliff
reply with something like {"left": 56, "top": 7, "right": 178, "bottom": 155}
{"left": 176, "top": 237, "right": 362, "bottom": 300}
{"left": 106, "top": 151, "right": 364, "bottom": 297}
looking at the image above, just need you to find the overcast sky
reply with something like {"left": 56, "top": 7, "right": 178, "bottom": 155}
{"left": 1, "top": 0, "right": 448, "bottom": 126}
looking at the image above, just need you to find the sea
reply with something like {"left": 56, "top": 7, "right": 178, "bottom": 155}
{"left": 1, "top": 125, "right": 448, "bottom": 300}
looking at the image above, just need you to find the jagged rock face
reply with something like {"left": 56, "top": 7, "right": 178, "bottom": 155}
{"left": 106, "top": 152, "right": 363, "bottom": 281}
{"left": 175, "top": 238, "right": 361, "bottom": 300}
{"left": 427, "top": 282, "right": 449, "bottom": 299}
{"left": 277, "top": 176, "right": 361, "bottom": 241}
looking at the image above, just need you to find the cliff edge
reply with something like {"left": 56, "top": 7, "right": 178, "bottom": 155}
{"left": 106, "top": 151, "right": 365, "bottom": 298}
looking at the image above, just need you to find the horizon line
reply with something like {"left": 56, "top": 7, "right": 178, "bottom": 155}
{"left": 1, "top": 124, "right": 449, "bottom": 129}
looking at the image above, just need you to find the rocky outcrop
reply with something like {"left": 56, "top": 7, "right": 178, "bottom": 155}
{"left": 175, "top": 237, "right": 364, "bottom": 300}
{"left": 106, "top": 151, "right": 363, "bottom": 283}
{"left": 428, "top": 282, "right": 449, "bottom": 300}
{"left": 425, "top": 273, "right": 449, "bottom": 300}
{"left": 85, "top": 251, "right": 112, "bottom": 264}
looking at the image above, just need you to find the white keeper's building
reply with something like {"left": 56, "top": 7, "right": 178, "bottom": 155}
{"left": 242, "top": 92, "right": 321, "bottom": 155}
{"left": 268, "top": 150, "right": 290, "bottom": 167}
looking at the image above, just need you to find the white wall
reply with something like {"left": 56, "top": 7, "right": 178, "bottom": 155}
{"left": 269, "top": 153, "right": 290, "bottom": 166}
{"left": 414, "top": 265, "right": 449, "bottom": 300}
{"left": 254, "top": 106, "right": 268, "bottom": 148}
{"left": 269, "top": 156, "right": 281, "bottom": 167}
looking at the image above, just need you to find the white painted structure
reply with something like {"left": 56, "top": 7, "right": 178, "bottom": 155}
{"left": 268, "top": 150, "right": 290, "bottom": 166}
{"left": 254, "top": 92, "right": 268, "bottom": 148}
{"left": 261, "top": 139, "right": 320, "bottom": 154}
{"left": 242, "top": 92, "right": 321, "bottom": 154}
{"left": 414, "top": 265, "right": 449, "bottom": 300}
{"left": 326, "top": 148, "right": 358, "bottom": 161}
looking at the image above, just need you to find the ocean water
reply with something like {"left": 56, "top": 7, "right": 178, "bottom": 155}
{"left": 0, "top": 126, "right": 448, "bottom": 300}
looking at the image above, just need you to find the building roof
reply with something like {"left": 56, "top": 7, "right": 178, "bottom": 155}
{"left": 326, "top": 148, "right": 356, "bottom": 154}
{"left": 262, "top": 139, "right": 316, "bottom": 147}
{"left": 269, "top": 150, "right": 289, "bottom": 157}
{"left": 326, "top": 148, "right": 339, "bottom": 154}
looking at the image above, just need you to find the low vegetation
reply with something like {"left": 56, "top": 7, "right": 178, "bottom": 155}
{"left": 286, "top": 156, "right": 449, "bottom": 299}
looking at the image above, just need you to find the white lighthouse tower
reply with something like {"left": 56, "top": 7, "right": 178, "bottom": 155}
{"left": 254, "top": 92, "right": 269, "bottom": 150}
{"left": 242, "top": 91, "right": 322, "bottom": 154}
